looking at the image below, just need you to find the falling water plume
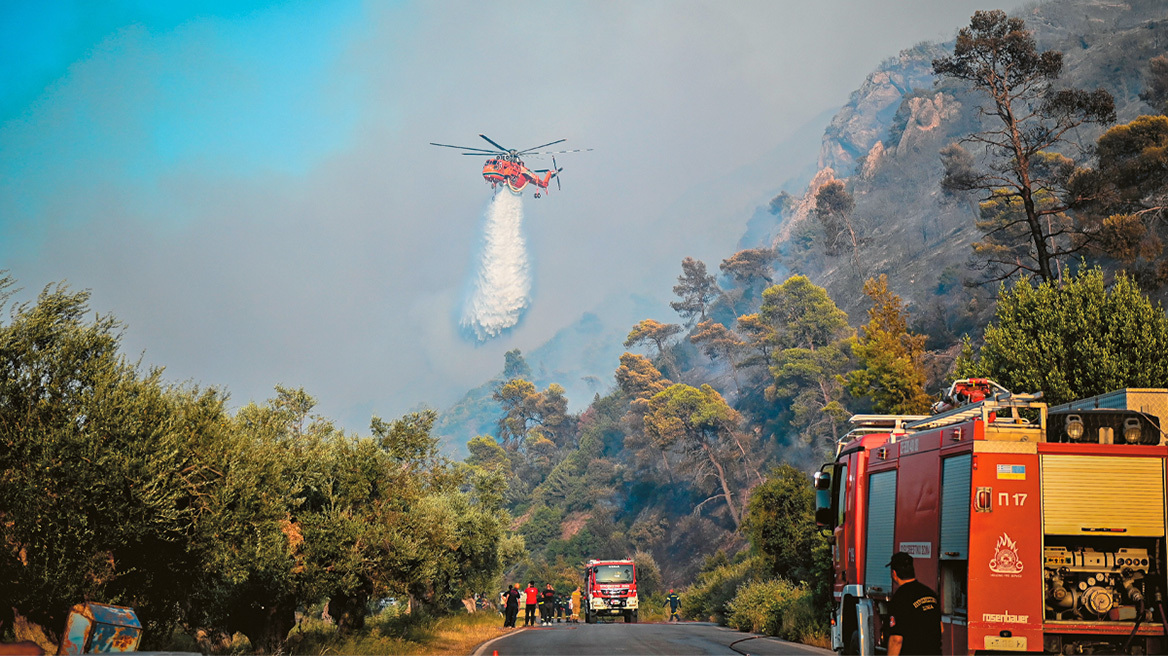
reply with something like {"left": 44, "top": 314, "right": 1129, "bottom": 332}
{"left": 461, "top": 190, "right": 530, "bottom": 342}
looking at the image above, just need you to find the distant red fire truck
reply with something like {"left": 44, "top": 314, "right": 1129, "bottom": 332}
{"left": 583, "top": 559, "right": 639, "bottom": 623}
{"left": 814, "top": 382, "right": 1168, "bottom": 654}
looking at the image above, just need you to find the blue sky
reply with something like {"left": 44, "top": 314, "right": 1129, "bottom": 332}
{"left": 1, "top": 1, "right": 365, "bottom": 257}
{"left": 0, "top": 0, "right": 1027, "bottom": 434}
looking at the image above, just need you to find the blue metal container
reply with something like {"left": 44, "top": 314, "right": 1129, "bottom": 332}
{"left": 58, "top": 603, "right": 142, "bottom": 654}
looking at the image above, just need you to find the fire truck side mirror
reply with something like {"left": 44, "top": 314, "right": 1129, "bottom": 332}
{"left": 814, "top": 468, "right": 834, "bottom": 528}
{"left": 814, "top": 470, "right": 832, "bottom": 491}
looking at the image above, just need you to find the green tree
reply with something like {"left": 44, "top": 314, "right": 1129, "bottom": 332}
{"left": 1140, "top": 54, "right": 1168, "bottom": 115}
{"left": 624, "top": 319, "right": 682, "bottom": 379}
{"left": 933, "top": 9, "right": 1115, "bottom": 282}
{"left": 0, "top": 282, "right": 230, "bottom": 647}
{"left": 493, "top": 379, "right": 572, "bottom": 449}
{"left": 759, "top": 276, "right": 851, "bottom": 351}
{"left": 1070, "top": 115, "right": 1168, "bottom": 284}
{"left": 719, "top": 249, "right": 776, "bottom": 316}
{"left": 756, "top": 277, "right": 854, "bottom": 447}
{"left": 503, "top": 348, "right": 532, "bottom": 380}
{"left": 720, "top": 248, "right": 775, "bottom": 287}
{"left": 957, "top": 267, "right": 1168, "bottom": 404}
{"left": 768, "top": 192, "right": 794, "bottom": 216}
{"left": 615, "top": 352, "right": 670, "bottom": 413}
{"left": 814, "top": 181, "right": 858, "bottom": 259}
{"left": 690, "top": 321, "right": 745, "bottom": 394}
{"left": 845, "top": 276, "right": 932, "bottom": 414}
{"left": 467, "top": 434, "right": 512, "bottom": 474}
{"left": 642, "top": 384, "right": 749, "bottom": 529}
{"left": 615, "top": 353, "right": 675, "bottom": 481}
{"left": 670, "top": 257, "right": 720, "bottom": 325}
{"left": 742, "top": 465, "right": 818, "bottom": 583}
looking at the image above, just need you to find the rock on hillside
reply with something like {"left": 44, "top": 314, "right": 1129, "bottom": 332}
{"left": 818, "top": 42, "right": 949, "bottom": 176}
{"left": 774, "top": 0, "right": 1168, "bottom": 339}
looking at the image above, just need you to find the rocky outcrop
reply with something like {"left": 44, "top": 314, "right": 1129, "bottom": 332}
{"left": 894, "top": 93, "right": 961, "bottom": 157}
{"left": 818, "top": 42, "right": 948, "bottom": 175}
{"left": 775, "top": 166, "right": 838, "bottom": 243}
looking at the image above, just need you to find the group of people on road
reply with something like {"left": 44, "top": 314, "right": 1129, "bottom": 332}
{"left": 500, "top": 581, "right": 684, "bottom": 628}
{"left": 495, "top": 552, "right": 938, "bottom": 653}
{"left": 501, "top": 581, "right": 575, "bottom": 628}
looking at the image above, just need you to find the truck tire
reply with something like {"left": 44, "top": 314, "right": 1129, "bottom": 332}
{"left": 585, "top": 611, "right": 595, "bottom": 624}
{"left": 844, "top": 629, "right": 860, "bottom": 655}
{"left": 631, "top": 610, "right": 638, "bottom": 623}
{"left": 624, "top": 610, "right": 632, "bottom": 623}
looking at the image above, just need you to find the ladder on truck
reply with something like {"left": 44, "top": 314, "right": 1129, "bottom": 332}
{"left": 904, "top": 390, "right": 1047, "bottom": 431}
{"left": 836, "top": 389, "right": 1047, "bottom": 450}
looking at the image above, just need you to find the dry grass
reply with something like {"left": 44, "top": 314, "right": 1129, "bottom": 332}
{"left": 415, "top": 612, "right": 515, "bottom": 655}
{"left": 800, "top": 632, "right": 831, "bottom": 649}
{"left": 288, "top": 610, "right": 513, "bottom": 656}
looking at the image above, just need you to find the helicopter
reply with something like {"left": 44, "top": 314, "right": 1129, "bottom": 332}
{"left": 429, "top": 134, "right": 590, "bottom": 197}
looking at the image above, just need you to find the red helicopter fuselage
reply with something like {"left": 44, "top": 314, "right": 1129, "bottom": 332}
{"left": 482, "top": 157, "right": 555, "bottom": 194}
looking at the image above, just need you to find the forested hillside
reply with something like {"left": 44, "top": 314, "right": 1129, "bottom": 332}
{"left": 455, "top": 0, "right": 1168, "bottom": 621}
{"left": 6, "top": 0, "right": 1168, "bottom": 652}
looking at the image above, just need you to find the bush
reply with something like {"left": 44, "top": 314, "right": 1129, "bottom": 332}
{"left": 726, "top": 578, "right": 826, "bottom": 643}
{"left": 681, "top": 555, "right": 764, "bottom": 624}
{"left": 632, "top": 550, "right": 663, "bottom": 598}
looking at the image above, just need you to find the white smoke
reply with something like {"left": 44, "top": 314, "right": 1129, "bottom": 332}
{"left": 460, "top": 190, "right": 531, "bottom": 342}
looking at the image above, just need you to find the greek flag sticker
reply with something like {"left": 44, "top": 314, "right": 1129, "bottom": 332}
{"left": 996, "top": 464, "right": 1026, "bottom": 480}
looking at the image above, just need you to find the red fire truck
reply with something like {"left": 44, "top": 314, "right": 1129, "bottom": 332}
{"left": 813, "top": 384, "right": 1168, "bottom": 654}
{"left": 583, "top": 559, "right": 639, "bottom": 623}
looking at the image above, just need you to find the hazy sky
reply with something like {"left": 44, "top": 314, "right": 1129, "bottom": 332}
{"left": 1, "top": 0, "right": 1027, "bottom": 432}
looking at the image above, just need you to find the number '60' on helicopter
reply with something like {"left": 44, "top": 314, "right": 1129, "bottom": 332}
{"left": 429, "top": 134, "right": 591, "bottom": 198}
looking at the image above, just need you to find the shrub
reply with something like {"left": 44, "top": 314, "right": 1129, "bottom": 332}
{"left": 726, "top": 578, "right": 827, "bottom": 644}
{"left": 681, "top": 555, "right": 764, "bottom": 624}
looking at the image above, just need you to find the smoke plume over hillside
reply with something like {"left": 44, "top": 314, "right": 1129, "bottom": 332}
{"left": 461, "top": 191, "right": 531, "bottom": 342}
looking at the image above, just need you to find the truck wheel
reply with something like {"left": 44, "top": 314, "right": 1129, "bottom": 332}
{"left": 631, "top": 610, "right": 638, "bottom": 624}
{"left": 624, "top": 610, "right": 632, "bottom": 623}
{"left": 585, "top": 611, "right": 595, "bottom": 624}
{"left": 844, "top": 629, "right": 860, "bottom": 655}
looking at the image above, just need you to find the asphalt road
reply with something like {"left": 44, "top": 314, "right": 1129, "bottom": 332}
{"left": 472, "top": 621, "right": 834, "bottom": 656}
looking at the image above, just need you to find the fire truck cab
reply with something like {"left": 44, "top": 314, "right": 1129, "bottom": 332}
{"left": 583, "top": 559, "right": 639, "bottom": 623}
{"left": 814, "top": 386, "right": 1168, "bottom": 655}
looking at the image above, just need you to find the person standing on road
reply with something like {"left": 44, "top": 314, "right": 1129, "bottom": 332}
{"left": 503, "top": 583, "right": 521, "bottom": 628}
{"left": 664, "top": 589, "right": 681, "bottom": 621}
{"left": 886, "top": 552, "right": 941, "bottom": 656}
{"left": 524, "top": 581, "right": 539, "bottom": 627}
{"left": 540, "top": 583, "right": 556, "bottom": 625}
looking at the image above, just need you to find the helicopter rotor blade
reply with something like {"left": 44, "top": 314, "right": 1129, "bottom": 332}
{"left": 522, "top": 148, "right": 593, "bottom": 156}
{"left": 430, "top": 142, "right": 499, "bottom": 153}
{"left": 479, "top": 134, "right": 510, "bottom": 152}
{"left": 517, "top": 138, "right": 567, "bottom": 154}
{"left": 554, "top": 156, "right": 561, "bottom": 191}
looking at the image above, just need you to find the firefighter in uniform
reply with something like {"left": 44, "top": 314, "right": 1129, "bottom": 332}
{"left": 664, "top": 589, "right": 681, "bottom": 621}
{"left": 570, "top": 587, "right": 581, "bottom": 622}
{"left": 886, "top": 552, "right": 941, "bottom": 656}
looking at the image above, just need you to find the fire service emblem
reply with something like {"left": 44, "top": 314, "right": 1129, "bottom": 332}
{"left": 989, "top": 533, "right": 1023, "bottom": 574}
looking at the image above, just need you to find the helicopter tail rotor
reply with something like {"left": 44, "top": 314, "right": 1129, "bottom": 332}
{"left": 553, "top": 156, "right": 562, "bottom": 191}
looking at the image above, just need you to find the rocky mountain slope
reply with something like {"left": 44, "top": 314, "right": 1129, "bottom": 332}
{"left": 757, "top": 0, "right": 1168, "bottom": 336}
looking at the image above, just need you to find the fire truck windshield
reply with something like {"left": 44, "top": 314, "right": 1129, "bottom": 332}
{"left": 594, "top": 565, "right": 633, "bottom": 583}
